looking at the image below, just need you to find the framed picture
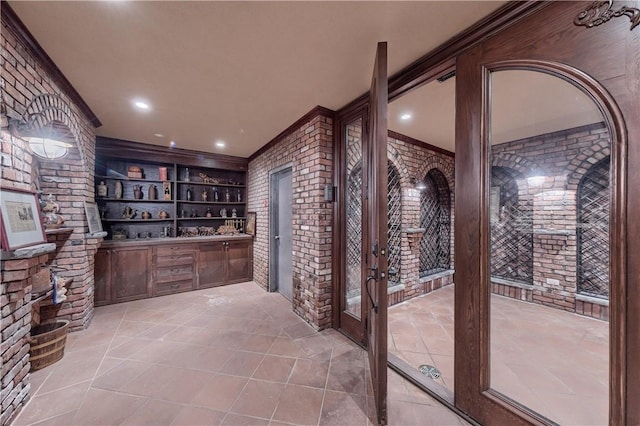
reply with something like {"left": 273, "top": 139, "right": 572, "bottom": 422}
{"left": 245, "top": 212, "right": 256, "bottom": 237}
{"left": 0, "top": 188, "right": 47, "bottom": 250}
{"left": 84, "top": 201, "right": 103, "bottom": 234}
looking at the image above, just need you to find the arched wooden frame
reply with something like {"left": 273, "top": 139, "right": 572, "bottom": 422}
{"left": 474, "top": 60, "right": 627, "bottom": 425}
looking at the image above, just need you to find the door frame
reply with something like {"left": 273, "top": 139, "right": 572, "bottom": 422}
{"left": 454, "top": 2, "right": 636, "bottom": 424}
{"left": 332, "top": 1, "right": 639, "bottom": 425}
{"left": 333, "top": 109, "right": 368, "bottom": 344}
{"left": 269, "top": 163, "right": 293, "bottom": 294}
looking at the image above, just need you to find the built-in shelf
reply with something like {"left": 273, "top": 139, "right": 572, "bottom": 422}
{"left": 96, "top": 175, "right": 169, "bottom": 184}
{"left": 103, "top": 218, "right": 174, "bottom": 223}
{"left": 177, "top": 201, "right": 244, "bottom": 205}
{"left": 45, "top": 228, "right": 74, "bottom": 236}
{"left": 96, "top": 198, "right": 173, "bottom": 203}
{"left": 176, "top": 180, "right": 245, "bottom": 188}
{"left": 177, "top": 217, "right": 246, "bottom": 221}
{"left": 532, "top": 229, "right": 572, "bottom": 236}
{"left": 31, "top": 288, "right": 53, "bottom": 304}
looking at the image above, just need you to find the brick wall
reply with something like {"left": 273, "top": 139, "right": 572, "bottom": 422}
{"left": 386, "top": 134, "right": 455, "bottom": 303}
{"left": 248, "top": 109, "right": 334, "bottom": 330}
{"left": 491, "top": 122, "right": 610, "bottom": 319}
{"left": 1, "top": 13, "right": 99, "bottom": 425}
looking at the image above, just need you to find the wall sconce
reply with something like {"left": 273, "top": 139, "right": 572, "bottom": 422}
{"left": 526, "top": 175, "right": 546, "bottom": 187}
{"left": 12, "top": 118, "right": 72, "bottom": 160}
{"left": 410, "top": 177, "right": 427, "bottom": 190}
{"left": 9, "top": 95, "right": 74, "bottom": 160}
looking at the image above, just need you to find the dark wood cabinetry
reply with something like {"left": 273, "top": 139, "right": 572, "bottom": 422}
{"left": 94, "top": 236, "right": 253, "bottom": 305}
{"left": 112, "top": 247, "right": 152, "bottom": 302}
{"left": 95, "top": 137, "right": 248, "bottom": 241}
{"left": 93, "top": 138, "right": 253, "bottom": 305}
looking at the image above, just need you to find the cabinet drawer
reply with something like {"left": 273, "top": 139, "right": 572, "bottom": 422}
{"left": 156, "top": 246, "right": 194, "bottom": 256}
{"left": 155, "top": 279, "right": 195, "bottom": 296}
{"left": 156, "top": 254, "right": 194, "bottom": 267}
{"left": 156, "top": 265, "right": 194, "bottom": 282}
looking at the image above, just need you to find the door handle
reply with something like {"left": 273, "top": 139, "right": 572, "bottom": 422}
{"left": 365, "top": 276, "right": 379, "bottom": 314}
{"left": 274, "top": 235, "right": 280, "bottom": 240}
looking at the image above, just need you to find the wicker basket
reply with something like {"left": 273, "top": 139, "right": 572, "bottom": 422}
{"left": 28, "top": 320, "right": 69, "bottom": 371}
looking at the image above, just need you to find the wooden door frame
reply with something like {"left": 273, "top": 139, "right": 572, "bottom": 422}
{"left": 455, "top": 1, "right": 638, "bottom": 424}
{"left": 332, "top": 109, "right": 368, "bottom": 344}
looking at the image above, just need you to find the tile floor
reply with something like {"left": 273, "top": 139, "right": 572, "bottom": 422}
{"left": 13, "top": 282, "right": 467, "bottom": 426}
{"left": 388, "top": 285, "right": 609, "bottom": 425}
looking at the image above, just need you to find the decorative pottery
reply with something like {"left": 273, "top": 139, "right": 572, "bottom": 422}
{"left": 148, "top": 184, "right": 157, "bottom": 200}
{"left": 115, "top": 181, "right": 123, "bottom": 199}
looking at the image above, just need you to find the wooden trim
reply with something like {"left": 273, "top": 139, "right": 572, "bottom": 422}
{"left": 388, "top": 130, "right": 454, "bottom": 158}
{"left": 96, "top": 137, "right": 248, "bottom": 171}
{"left": 455, "top": 1, "right": 634, "bottom": 423}
{"left": 336, "top": 1, "right": 546, "bottom": 118}
{"left": 1, "top": 1, "right": 101, "bottom": 128}
{"left": 248, "top": 105, "right": 335, "bottom": 161}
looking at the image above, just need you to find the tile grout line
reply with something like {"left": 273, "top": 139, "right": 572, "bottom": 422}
{"left": 69, "top": 304, "right": 130, "bottom": 426}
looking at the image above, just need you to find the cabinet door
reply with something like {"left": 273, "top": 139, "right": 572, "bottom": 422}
{"left": 198, "top": 242, "right": 226, "bottom": 288}
{"left": 227, "top": 240, "right": 253, "bottom": 284}
{"left": 113, "top": 247, "right": 151, "bottom": 302}
{"left": 94, "top": 249, "right": 112, "bottom": 306}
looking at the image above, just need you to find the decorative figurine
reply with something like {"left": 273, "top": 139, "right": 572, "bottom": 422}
{"left": 122, "top": 206, "right": 137, "bottom": 219}
{"left": 42, "top": 194, "right": 65, "bottom": 229}
{"left": 158, "top": 210, "right": 169, "bottom": 219}
{"left": 237, "top": 189, "right": 242, "bottom": 202}
{"left": 225, "top": 188, "right": 230, "bottom": 202}
{"left": 220, "top": 208, "right": 227, "bottom": 218}
{"left": 97, "top": 181, "right": 108, "bottom": 198}
{"left": 213, "top": 187, "right": 219, "bottom": 202}
{"left": 141, "top": 211, "right": 151, "bottom": 219}
{"left": 206, "top": 207, "right": 213, "bottom": 217}
{"left": 190, "top": 209, "right": 197, "bottom": 218}
{"left": 231, "top": 208, "right": 237, "bottom": 218}
{"left": 202, "top": 189, "right": 208, "bottom": 202}
{"left": 184, "top": 167, "right": 190, "bottom": 182}
{"left": 186, "top": 187, "right": 193, "bottom": 201}
{"left": 115, "top": 180, "right": 123, "bottom": 199}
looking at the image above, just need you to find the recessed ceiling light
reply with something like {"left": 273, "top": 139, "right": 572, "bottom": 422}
{"left": 154, "top": 133, "right": 164, "bottom": 138}
{"left": 169, "top": 141, "right": 176, "bottom": 148}
{"left": 400, "top": 113, "right": 412, "bottom": 121}
{"left": 215, "top": 141, "right": 225, "bottom": 148}
{"left": 134, "top": 100, "right": 150, "bottom": 110}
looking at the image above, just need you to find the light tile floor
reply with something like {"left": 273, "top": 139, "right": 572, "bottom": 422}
{"left": 388, "top": 285, "right": 609, "bottom": 426}
{"left": 13, "top": 282, "right": 467, "bottom": 426}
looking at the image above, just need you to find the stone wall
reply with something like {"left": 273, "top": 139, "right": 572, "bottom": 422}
{"left": 248, "top": 108, "right": 334, "bottom": 330}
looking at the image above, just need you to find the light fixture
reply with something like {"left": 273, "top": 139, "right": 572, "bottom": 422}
{"left": 215, "top": 141, "right": 226, "bottom": 148}
{"left": 169, "top": 141, "right": 176, "bottom": 148}
{"left": 527, "top": 175, "right": 546, "bottom": 187}
{"left": 153, "top": 133, "right": 164, "bottom": 138}
{"left": 400, "top": 113, "right": 412, "bottom": 121}
{"left": 24, "top": 124, "right": 73, "bottom": 160}
{"left": 410, "top": 177, "right": 427, "bottom": 190}
{"left": 134, "top": 100, "right": 150, "bottom": 110}
{"left": 10, "top": 96, "right": 74, "bottom": 160}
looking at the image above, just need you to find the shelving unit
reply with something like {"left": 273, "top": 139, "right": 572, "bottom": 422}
{"left": 95, "top": 142, "right": 248, "bottom": 240}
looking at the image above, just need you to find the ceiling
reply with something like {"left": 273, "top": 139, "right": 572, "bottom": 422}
{"left": 9, "top": 0, "right": 507, "bottom": 158}
{"left": 9, "top": 2, "right": 603, "bottom": 158}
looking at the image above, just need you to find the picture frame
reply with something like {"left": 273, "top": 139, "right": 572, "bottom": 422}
{"left": 0, "top": 188, "right": 47, "bottom": 250}
{"left": 84, "top": 201, "right": 103, "bottom": 234}
{"left": 245, "top": 212, "right": 256, "bottom": 237}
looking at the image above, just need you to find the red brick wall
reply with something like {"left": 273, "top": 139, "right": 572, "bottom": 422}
{"left": 2, "top": 11, "right": 99, "bottom": 332}
{"left": 1, "top": 14, "right": 99, "bottom": 425}
{"left": 248, "top": 110, "right": 334, "bottom": 330}
{"left": 386, "top": 135, "right": 455, "bottom": 302}
{"left": 491, "top": 122, "right": 610, "bottom": 319}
